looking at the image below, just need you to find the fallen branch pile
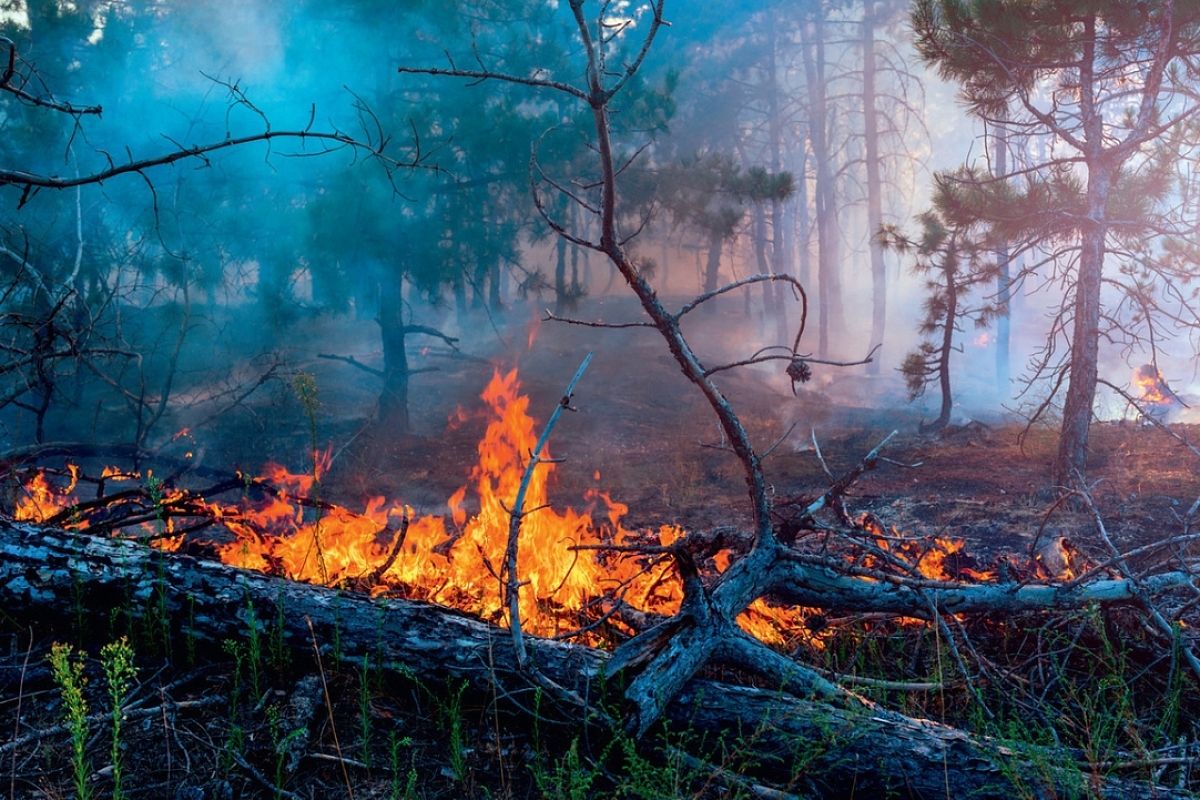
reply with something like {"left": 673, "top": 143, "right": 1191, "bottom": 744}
{"left": 0, "top": 518, "right": 1194, "bottom": 799}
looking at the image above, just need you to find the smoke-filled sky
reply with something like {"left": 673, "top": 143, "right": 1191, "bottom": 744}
{"left": 2, "top": 0, "right": 1196, "bottom": 451}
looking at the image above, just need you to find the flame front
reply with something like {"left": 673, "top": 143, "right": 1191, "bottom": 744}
{"left": 9, "top": 368, "right": 997, "bottom": 647}
{"left": 14, "top": 466, "right": 81, "bottom": 525}
{"left": 212, "top": 368, "right": 657, "bottom": 636}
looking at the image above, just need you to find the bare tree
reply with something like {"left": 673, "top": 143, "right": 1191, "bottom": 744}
{"left": 397, "top": 5, "right": 1200, "bottom": 781}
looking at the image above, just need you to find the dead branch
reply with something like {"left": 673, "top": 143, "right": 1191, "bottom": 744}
{"left": 0, "top": 520, "right": 1192, "bottom": 800}
{"left": 0, "top": 36, "right": 102, "bottom": 116}
{"left": 317, "top": 353, "right": 384, "bottom": 378}
{"left": 1072, "top": 472, "right": 1200, "bottom": 682}
{"left": 1, "top": 128, "right": 426, "bottom": 200}
{"left": 505, "top": 352, "right": 593, "bottom": 671}
{"left": 542, "top": 310, "right": 655, "bottom": 329}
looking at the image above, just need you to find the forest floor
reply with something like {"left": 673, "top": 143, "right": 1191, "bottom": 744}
{"left": 3, "top": 297, "right": 1200, "bottom": 798}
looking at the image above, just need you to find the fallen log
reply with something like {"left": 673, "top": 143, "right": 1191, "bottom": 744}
{"left": 0, "top": 518, "right": 1188, "bottom": 799}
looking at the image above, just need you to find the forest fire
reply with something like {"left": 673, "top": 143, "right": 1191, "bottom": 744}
{"left": 13, "top": 465, "right": 82, "bottom": 525}
{"left": 6, "top": 369, "right": 1000, "bottom": 649}
{"left": 8, "top": 0, "right": 1200, "bottom": 793}
{"left": 1133, "top": 363, "right": 1176, "bottom": 408}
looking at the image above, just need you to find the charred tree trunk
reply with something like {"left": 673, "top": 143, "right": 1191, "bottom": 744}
{"left": 0, "top": 520, "right": 1189, "bottom": 800}
{"left": 377, "top": 279, "right": 410, "bottom": 434}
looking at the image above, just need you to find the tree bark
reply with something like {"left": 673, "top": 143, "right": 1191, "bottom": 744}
{"left": 0, "top": 520, "right": 1188, "bottom": 800}
{"left": 1055, "top": 17, "right": 1107, "bottom": 486}
{"left": 377, "top": 279, "right": 410, "bottom": 434}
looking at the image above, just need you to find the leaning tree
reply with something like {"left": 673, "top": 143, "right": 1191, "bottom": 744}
{"left": 914, "top": 0, "right": 1200, "bottom": 483}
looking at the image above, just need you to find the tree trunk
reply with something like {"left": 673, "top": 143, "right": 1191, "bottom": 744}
{"left": 1055, "top": 19, "right": 1106, "bottom": 486}
{"left": 572, "top": 245, "right": 581, "bottom": 292}
{"left": 933, "top": 262, "right": 957, "bottom": 431}
{"left": 1055, "top": 176, "right": 1107, "bottom": 483}
{"left": 766, "top": 16, "right": 790, "bottom": 341}
{"left": 453, "top": 269, "right": 469, "bottom": 324}
{"left": 863, "top": 2, "right": 886, "bottom": 375}
{"left": 703, "top": 227, "right": 723, "bottom": 296}
{"left": 489, "top": 254, "right": 503, "bottom": 311}
{"left": 377, "top": 279, "right": 410, "bottom": 434}
{"left": 554, "top": 232, "right": 569, "bottom": 314}
{"left": 751, "top": 202, "right": 774, "bottom": 316}
{"left": 796, "top": 144, "right": 812, "bottom": 288}
{"left": 658, "top": 231, "right": 669, "bottom": 295}
{"left": 801, "top": 8, "right": 840, "bottom": 357}
{"left": 992, "top": 123, "right": 1012, "bottom": 394}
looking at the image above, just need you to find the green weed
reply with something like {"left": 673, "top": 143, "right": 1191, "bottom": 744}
{"left": 48, "top": 642, "right": 92, "bottom": 800}
{"left": 100, "top": 637, "right": 138, "bottom": 800}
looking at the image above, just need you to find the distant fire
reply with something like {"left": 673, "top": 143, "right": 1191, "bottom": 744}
{"left": 9, "top": 369, "right": 1001, "bottom": 648}
{"left": 1133, "top": 364, "right": 1174, "bottom": 408}
{"left": 526, "top": 314, "right": 542, "bottom": 349}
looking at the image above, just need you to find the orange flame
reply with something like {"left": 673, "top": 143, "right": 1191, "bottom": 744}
{"left": 14, "top": 466, "right": 82, "bottom": 526}
{"left": 11, "top": 369, "right": 999, "bottom": 647}
{"left": 1133, "top": 364, "right": 1173, "bottom": 407}
{"left": 526, "top": 314, "right": 543, "bottom": 349}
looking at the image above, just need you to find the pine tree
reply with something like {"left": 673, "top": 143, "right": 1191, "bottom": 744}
{"left": 914, "top": 0, "right": 1200, "bottom": 484}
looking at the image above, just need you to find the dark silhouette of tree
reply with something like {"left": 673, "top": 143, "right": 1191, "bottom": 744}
{"left": 0, "top": 2, "right": 434, "bottom": 446}
{"left": 882, "top": 180, "right": 998, "bottom": 432}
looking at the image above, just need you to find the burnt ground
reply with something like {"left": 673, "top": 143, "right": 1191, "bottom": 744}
{"left": 4, "top": 295, "right": 1200, "bottom": 799}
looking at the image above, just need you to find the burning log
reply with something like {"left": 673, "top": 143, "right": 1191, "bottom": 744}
{"left": 0, "top": 518, "right": 1194, "bottom": 800}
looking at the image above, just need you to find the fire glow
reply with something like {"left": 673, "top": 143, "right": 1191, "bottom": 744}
{"left": 1133, "top": 363, "right": 1174, "bottom": 408}
{"left": 10, "top": 369, "right": 988, "bottom": 647}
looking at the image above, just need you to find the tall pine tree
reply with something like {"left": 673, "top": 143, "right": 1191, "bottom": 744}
{"left": 915, "top": 0, "right": 1200, "bottom": 483}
